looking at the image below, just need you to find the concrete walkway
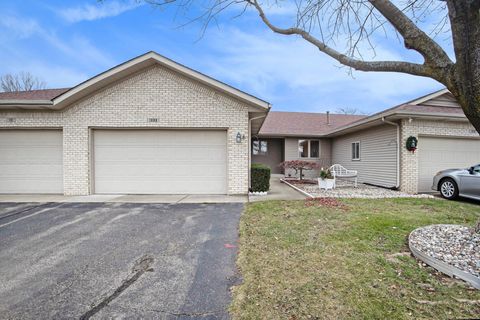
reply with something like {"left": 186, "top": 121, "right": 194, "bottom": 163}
{"left": 0, "top": 194, "right": 247, "bottom": 203}
{"left": 249, "top": 175, "right": 306, "bottom": 202}
{"left": 0, "top": 176, "right": 303, "bottom": 204}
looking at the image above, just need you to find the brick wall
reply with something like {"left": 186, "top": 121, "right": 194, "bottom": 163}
{"left": 400, "top": 118, "right": 478, "bottom": 193}
{"left": 0, "top": 65, "right": 251, "bottom": 195}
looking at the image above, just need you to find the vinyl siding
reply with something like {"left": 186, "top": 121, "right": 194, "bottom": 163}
{"left": 284, "top": 138, "right": 331, "bottom": 179}
{"left": 251, "top": 138, "right": 284, "bottom": 174}
{"left": 419, "top": 93, "right": 459, "bottom": 108}
{"left": 332, "top": 124, "right": 397, "bottom": 187}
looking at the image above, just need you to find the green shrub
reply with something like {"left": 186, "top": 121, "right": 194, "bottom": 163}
{"left": 251, "top": 163, "right": 271, "bottom": 192}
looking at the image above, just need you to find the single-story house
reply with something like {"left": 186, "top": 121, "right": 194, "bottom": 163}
{"left": 0, "top": 51, "right": 270, "bottom": 195}
{"left": 0, "top": 51, "right": 479, "bottom": 196}
{"left": 253, "top": 90, "right": 480, "bottom": 194}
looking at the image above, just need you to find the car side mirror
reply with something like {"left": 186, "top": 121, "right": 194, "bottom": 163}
{"left": 468, "top": 167, "right": 475, "bottom": 174}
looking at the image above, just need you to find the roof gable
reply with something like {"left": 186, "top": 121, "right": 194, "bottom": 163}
{"left": 326, "top": 89, "right": 467, "bottom": 137}
{"left": 413, "top": 91, "right": 460, "bottom": 108}
{"left": 405, "top": 88, "right": 461, "bottom": 109}
{"left": 52, "top": 51, "right": 269, "bottom": 111}
{"left": 0, "top": 52, "right": 270, "bottom": 112}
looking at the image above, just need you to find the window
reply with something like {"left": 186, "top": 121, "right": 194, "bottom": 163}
{"left": 471, "top": 165, "right": 480, "bottom": 175}
{"left": 253, "top": 140, "right": 268, "bottom": 155}
{"left": 298, "top": 140, "right": 320, "bottom": 158}
{"left": 352, "top": 142, "right": 360, "bottom": 160}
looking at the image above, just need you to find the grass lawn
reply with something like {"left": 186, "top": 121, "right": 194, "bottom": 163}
{"left": 230, "top": 198, "right": 480, "bottom": 319}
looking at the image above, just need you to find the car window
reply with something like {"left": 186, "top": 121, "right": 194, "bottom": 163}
{"left": 472, "top": 165, "right": 480, "bottom": 175}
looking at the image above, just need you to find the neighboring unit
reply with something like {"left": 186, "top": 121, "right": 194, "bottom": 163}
{"left": 252, "top": 89, "right": 480, "bottom": 194}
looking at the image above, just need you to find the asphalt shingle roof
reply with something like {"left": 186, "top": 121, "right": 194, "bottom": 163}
{"left": 0, "top": 88, "right": 70, "bottom": 101}
{"left": 258, "top": 111, "right": 366, "bottom": 136}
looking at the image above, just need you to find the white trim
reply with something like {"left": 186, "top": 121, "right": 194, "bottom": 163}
{"left": 326, "top": 109, "right": 467, "bottom": 137}
{"left": 0, "top": 99, "right": 53, "bottom": 105}
{"left": 280, "top": 179, "right": 313, "bottom": 198}
{"left": 408, "top": 88, "right": 450, "bottom": 105}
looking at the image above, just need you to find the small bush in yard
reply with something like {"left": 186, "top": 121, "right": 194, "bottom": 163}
{"left": 251, "top": 163, "right": 270, "bottom": 192}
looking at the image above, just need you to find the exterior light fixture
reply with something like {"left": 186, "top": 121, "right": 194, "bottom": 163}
{"left": 236, "top": 132, "right": 244, "bottom": 143}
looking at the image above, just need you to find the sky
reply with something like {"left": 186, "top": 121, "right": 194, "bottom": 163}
{"left": 0, "top": 0, "right": 453, "bottom": 114}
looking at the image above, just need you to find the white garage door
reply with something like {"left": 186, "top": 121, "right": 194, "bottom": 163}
{"left": 93, "top": 130, "right": 227, "bottom": 194}
{"left": 0, "top": 130, "right": 63, "bottom": 194}
{"left": 418, "top": 136, "right": 480, "bottom": 192}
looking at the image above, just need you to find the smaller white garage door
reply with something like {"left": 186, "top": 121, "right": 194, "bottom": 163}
{"left": 418, "top": 136, "right": 480, "bottom": 192}
{"left": 93, "top": 130, "right": 227, "bottom": 194}
{"left": 0, "top": 130, "right": 63, "bottom": 194}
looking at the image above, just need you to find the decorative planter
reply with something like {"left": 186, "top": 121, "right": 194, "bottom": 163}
{"left": 249, "top": 191, "right": 268, "bottom": 196}
{"left": 318, "top": 178, "right": 335, "bottom": 190}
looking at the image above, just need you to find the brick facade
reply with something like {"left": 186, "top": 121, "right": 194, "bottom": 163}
{"left": 0, "top": 65, "right": 251, "bottom": 195}
{"left": 400, "top": 118, "right": 478, "bottom": 193}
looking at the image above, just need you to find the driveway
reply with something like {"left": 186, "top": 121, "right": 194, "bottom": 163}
{"left": 0, "top": 202, "right": 243, "bottom": 319}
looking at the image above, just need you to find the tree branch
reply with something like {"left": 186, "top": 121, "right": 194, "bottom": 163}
{"left": 248, "top": 0, "right": 433, "bottom": 78}
{"left": 368, "top": 0, "right": 453, "bottom": 68}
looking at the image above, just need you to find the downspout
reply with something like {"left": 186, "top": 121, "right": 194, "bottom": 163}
{"left": 248, "top": 115, "right": 267, "bottom": 190}
{"left": 382, "top": 117, "right": 400, "bottom": 189}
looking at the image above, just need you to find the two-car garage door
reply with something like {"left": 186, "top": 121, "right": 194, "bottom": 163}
{"left": 93, "top": 130, "right": 227, "bottom": 194}
{"left": 418, "top": 136, "right": 480, "bottom": 192}
{"left": 0, "top": 129, "right": 227, "bottom": 195}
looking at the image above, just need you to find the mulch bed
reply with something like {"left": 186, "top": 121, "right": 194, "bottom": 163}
{"left": 305, "top": 197, "right": 349, "bottom": 210}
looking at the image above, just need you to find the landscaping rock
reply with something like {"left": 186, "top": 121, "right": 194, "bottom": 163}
{"left": 289, "top": 180, "right": 434, "bottom": 199}
{"left": 409, "top": 224, "right": 480, "bottom": 278}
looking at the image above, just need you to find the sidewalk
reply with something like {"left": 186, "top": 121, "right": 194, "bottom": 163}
{"left": 0, "top": 194, "right": 247, "bottom": 203}
{"left": 249, "top": 175, "right": 306, "bottom": 202}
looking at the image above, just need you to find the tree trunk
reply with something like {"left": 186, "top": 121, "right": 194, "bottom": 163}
{"left": 446, "top": 0, "right": 480, "bottom": 135}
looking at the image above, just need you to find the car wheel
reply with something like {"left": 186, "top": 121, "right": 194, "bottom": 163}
{"left": 439, "top": 178, "right": 459, "bottom": 200}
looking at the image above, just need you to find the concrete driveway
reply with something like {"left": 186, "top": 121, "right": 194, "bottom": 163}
{"left": 0, "top": 202, "right": 243, "bottom": 319}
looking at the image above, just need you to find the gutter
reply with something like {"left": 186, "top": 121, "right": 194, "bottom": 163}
{"left": 0, "top": 99, "right": 54, "bottom": 108}
{"left": 248, "top": 114, "right": 268, "bottom": 189}
{"left": 382, "top": 117, "right": 400, "bottom": 189}
{"left": 325, "top": 110, "right": 467, "bottom": 137}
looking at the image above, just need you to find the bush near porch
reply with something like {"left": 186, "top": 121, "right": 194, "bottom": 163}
{"left": 230, "top": 198, "right": 480, "bottom": 319}
{"left": 251, "top": 163, "right": 271, "bottom": 192}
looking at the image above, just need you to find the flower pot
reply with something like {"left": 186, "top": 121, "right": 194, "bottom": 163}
{"left": 318, "top": 178, "right": 335, "bottom": 190}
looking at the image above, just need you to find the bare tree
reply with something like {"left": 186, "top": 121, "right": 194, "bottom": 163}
{"left": 0, "top": 72, "right": 46, "bottom": 92}
{"left": 335, "top": 107, "right": 367, "bottom": 115}
{"left": 136, "top": 0, "right": 480, "bottom": 137}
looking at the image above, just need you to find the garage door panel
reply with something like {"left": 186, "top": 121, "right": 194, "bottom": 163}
{"left": 95, "top": 146, "right": 226, "bottom": 161}
{"left": 94, "top": 130, "right": 227, "bottom": 194}
{"left": 0, "top": 164, "right": 63, "bottom": 176}
{"left": 0, "top": 130, "right": 63, "bottom": 194}
{"left": 95, "top": 163, "right": 224, "bottom": 177}
{"left": 418, "top": 136, "right": 480, "bottom": 192}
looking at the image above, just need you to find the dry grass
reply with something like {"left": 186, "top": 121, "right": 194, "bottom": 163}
{"left": 230, "top": 198, "right": 480, "bottom": 319}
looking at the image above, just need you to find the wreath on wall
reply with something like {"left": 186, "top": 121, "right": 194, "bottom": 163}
{"left": 406, "top": 136, "right": 418, "bottom": 153}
